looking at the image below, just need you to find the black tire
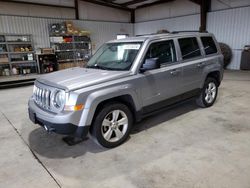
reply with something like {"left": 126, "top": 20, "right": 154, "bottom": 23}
{"left": 219, "top": 42, "right": 232, "bottom": 69}
{"left": 196, "top": 77, "right": 218, "bottom": 108}
{"left": 90, "top": 102, "right": 133, "bottom": 148}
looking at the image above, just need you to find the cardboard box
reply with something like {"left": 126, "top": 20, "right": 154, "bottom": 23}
{"left": 0, "top": 57, "right": 8, "bottom": 64}
{"left": 41, "top": 48, "right": 54, "bottom": 54}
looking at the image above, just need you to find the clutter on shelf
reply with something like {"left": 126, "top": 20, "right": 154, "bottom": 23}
{"left": 0, "top": 34, "right": 37, "bottom": 77}
{"left": 49, "top": 21, "right": 92, "bottom": 70}
{"left": 49, "top": 21, "right": 91, "bottom": 36}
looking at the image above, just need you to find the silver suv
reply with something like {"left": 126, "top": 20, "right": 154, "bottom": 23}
{"left": 28, "top": 32, "right": 223, "bottom": 148}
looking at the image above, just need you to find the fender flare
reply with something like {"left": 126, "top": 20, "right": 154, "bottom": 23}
{"left": 200, "top": 64, "right": 222, "bottom": 88}
{"left": 78, "top": 84, "right": 141, "bottom": 127}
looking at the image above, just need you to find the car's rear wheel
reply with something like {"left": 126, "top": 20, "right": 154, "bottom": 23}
{"left": 91, "top": 103, "right": 133, "bottom": 148}
{"left": 196, "top": 77, "right": 218, "bottom": 108}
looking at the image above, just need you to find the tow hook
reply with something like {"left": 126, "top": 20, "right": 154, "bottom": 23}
{"left": 44, "top": 125, "right": 55, "bottom": 133}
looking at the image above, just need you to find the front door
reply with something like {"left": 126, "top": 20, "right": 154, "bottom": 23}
{"left": 138, "top": 39, "right": 183, "bottom": 114}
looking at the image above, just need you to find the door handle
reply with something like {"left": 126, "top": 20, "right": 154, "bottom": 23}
{"left": 170, "top": 69, "right": 181, "bottom": 76}
{"left": 197, "top": 63, "right": 205, "bottom": 68}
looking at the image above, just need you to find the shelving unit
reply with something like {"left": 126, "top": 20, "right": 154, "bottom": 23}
{"left": 50, "top": 35, "right": 91, "bottom": 70}
{"left": 37, "top": 54, "right": 57, "bottom": 74}
{"left": 0, "top": 34, "right": 37, "bottom": 77}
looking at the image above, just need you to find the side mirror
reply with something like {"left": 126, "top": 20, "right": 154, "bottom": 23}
{"left": 140, "top": 58, "right": 159, "bottom": 72}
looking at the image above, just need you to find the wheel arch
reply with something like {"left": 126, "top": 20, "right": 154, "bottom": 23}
{"left": 201, "top": 65, "right": 222, "bottom": 88}
{"left": 206, "top": 71, "right": 221, "bottom": 86}
{"left": 78, "top": 85, "right": 141, "bottom": 130}
{"left": 93, "top": 95, "right": 139, "bottom": 125}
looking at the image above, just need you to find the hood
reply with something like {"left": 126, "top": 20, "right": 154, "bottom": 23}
{"left": 37, "top": 67, "right": 131, "bottom": 91}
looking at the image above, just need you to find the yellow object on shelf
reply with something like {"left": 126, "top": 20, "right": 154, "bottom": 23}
{"left": 66, "top": 21, "right": 73, "bottom": 28}
{"left": 80, "top": 31, "right": 91, "bottom": 36}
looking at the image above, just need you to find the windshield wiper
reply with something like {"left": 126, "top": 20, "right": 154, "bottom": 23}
{"left": 86, "top": 65, "right": 111, "bottom": 70}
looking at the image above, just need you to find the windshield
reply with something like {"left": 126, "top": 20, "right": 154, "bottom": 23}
{"left": 87, "top": 42, "right": 142, "bottom": 71}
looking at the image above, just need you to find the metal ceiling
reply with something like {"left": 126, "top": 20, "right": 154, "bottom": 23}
{"left": 80, "top": 0, "right": 203, "bottom": 11}
{"left": 0, "top": 0, "right": 205, "bottom": 25}
{"left": 0, "top": 0, "right": 202, "bottom": 10}
{"left": 84, "top": 0, "right": 176, "bottom": 9}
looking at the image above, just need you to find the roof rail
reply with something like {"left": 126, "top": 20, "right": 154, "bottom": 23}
{"left": 136, "top": 30, "right": 208, "bottom": 37}
{"left": 135, "top": 33, "right": 163, "bottom": 37}
{"left": 136, "top": 30, "right": 173, "bottom": 37}
{"left": 171, "top": 30, "right": 208, "bottom": 34}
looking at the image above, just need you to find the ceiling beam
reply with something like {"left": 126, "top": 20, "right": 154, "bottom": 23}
{"left": 121, "top": 0, "right": 148, "bottom": 7}
{"left": 0, "top": 0, "right": 75, "bottom": 9}
{"left": 80, "top": 0, "right": 132, "bottom": 11}
{"left": 75, "top": 0, "right": 79, "bottom": 20}
{"left": 199, "top": 0, "right": 211, "bottom": 31}
{"left": 189, "top": 0, "right": 201, "bottom": 5}
{"left": 130, "top": 9, "right": 135, "bottom": 23}
{"left": 101, "top": 0, "right": 117, "bottom": 2}
{"left": 136, "top": 0, "right": 174, "bottom": 9}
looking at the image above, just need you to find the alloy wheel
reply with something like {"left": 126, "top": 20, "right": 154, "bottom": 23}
{"left": 101, "top": 110, "right": 128, "bottom": 142}
{"left": 205, "top": 82, "right": 217, "bottom": 104}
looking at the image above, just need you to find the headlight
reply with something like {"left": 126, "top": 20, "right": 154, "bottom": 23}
{"left": 53, "top": 90, "right": 66, "bottom": 109}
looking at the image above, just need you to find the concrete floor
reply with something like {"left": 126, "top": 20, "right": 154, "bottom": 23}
{"left": 0, "top": 70, "right": 250, "bottom": 188}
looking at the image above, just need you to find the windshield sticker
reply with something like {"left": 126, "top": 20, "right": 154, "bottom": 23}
{"left": 123, "top": 44, "right": 141, "bottom": 50}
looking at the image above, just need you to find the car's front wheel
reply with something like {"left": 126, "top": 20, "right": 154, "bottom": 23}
{"left": 196, "top": 77, "right": 218, "bottom": 108}
{"left": 91, "top": 103, "right": 133, "bottom": 148}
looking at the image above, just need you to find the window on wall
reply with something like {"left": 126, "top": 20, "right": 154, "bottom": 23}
{"left": 201, "top": 36, "right": 218, "bottom": 55}
{"left": 145, "top": 40, "right": 177, "bottom": 66}
{"left": 178, "top": 37, "right": 201, "bottom": 60}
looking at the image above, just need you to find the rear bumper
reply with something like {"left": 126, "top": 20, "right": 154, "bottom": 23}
{"left": 28, "top": 100, "right": 90, "bottom": 138}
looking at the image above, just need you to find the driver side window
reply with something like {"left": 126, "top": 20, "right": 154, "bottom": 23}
{"left": 144, "top": 40, "right": 177, "bottom": 67}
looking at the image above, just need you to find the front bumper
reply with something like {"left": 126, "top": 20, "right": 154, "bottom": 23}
{"left": 28, "top": 99, "right": 90, "bottom": 138}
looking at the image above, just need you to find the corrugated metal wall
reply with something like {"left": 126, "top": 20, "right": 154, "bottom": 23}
{"left": 0, "top": 1, "right": 131, "bottom": 22}
{"left": 207, "top": 6, "right": 250, "bottom": 70}
{"left": 0, "top": 2, "right": 75, "bottom": 19}
{"left": 1, "top": 5, "right": 249, "bottom": 70}
{"left": 0, "top": 15, "right": 134, "bottom": 52}
{"left": 78, "top": 1, "right": 131, "bottom": 22}
{"left": 211, "top": 0, "right": 250, "bottom": 11}
{"left": 134, "top": 6, "right": 250, "bottom": 70}
{"left": 135, "top": 0, "right": 200, "bottom": 22}
{"left": 134, "top": 14, "right": 200, "bottom": 35}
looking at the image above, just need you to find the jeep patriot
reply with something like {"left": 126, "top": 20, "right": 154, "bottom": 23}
{"left": 28, "top": 32, "right": 223, "bottom": 148}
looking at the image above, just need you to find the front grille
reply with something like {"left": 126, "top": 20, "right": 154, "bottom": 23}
{"left": 34, "top": 85, "right": 51, "bottom": 110}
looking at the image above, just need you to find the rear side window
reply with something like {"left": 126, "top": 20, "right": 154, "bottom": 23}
{"left": 178, "top": 37, "right": 201, "bottom": 60}
{"left": 201, "top": 36, "right": 218, "bottom": 55}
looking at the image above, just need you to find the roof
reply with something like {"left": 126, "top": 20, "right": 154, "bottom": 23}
{"left": 108, "top": 32, "right": 212, "bottom": 43}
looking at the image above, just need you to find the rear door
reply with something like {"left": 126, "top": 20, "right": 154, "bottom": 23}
{"left": 200, "top": 35, "right": 220, "bottom": 70}
{"left": 177, "top": 37, "right": 205, "bottom": 92}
